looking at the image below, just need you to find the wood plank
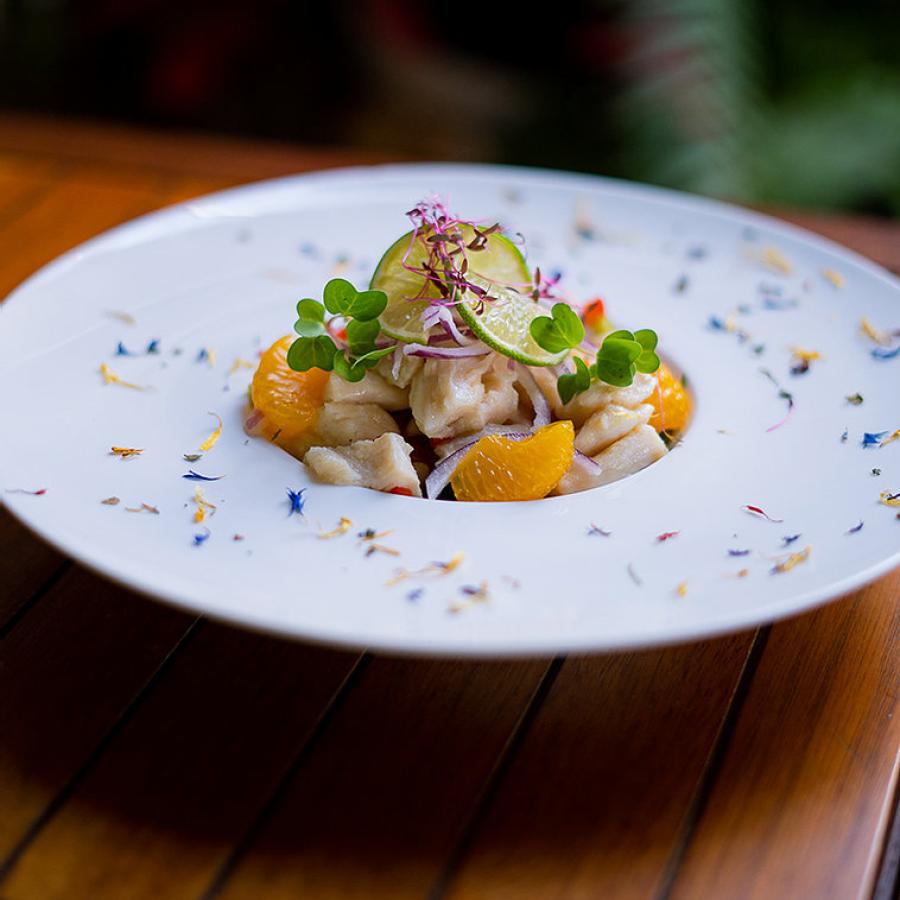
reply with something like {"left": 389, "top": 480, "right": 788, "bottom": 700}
{"left": 0, "top": 166, "right": 169, "bottom": 300}
{"left": 0, "top": 567, "right": 194, "bottom": 867}
{"left": 772, "top": 209, "right": 900, "bottom": 274}
{"left": 1, "top": 623, "right": 359, "bottom": 900}
{"left": 0, "top": 155, "right": 59, "bottom": 222}
{"left": 438, "top": 634, "right": 756, "bottom": 900}
{"left": 0, "top": 113, "right": 393, "bottom": 181}
{"left": 0, "top": 509, "right": 67, "bottom": 630}
{"left": 211, "top": 656, "right": 551, "bottom": 900}
{"left": 668, "top": 576, "right": 900, "bottom": 900}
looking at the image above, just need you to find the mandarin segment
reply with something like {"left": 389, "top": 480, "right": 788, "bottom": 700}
{"left": 451, "top": 421, "right": 575, "bottom": 502}
{"left": 647, "top": 364, "right": 691, "bottom": 433}
{"left": 250, "top": 336, "right": 329, "bottom": 437}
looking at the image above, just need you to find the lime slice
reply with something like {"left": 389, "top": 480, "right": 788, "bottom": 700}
{"left": 371, "top": 227, "right": 530, "bottom": 343}
{"left": 456, "top": 274, "right": 568, "bottom": 366}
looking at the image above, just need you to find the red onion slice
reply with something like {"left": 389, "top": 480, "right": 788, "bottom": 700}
{"left": 436, "top": 425, "right": 532, "bottom": 459}
{"left": 243, "top": 408, "right": 264, "bottom": 434}
{"left": 402, "top": 342, "right": 491, "bottom": 359}
{"left": 572, "top": 449, "right": 601, "bottom": 471}
{"left": 516, "top": 364, "right": 552, "bottom": 428}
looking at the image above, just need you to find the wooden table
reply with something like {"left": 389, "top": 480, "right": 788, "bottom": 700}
{"left": 0, "top": 113, "right": 898, "bottom": 900}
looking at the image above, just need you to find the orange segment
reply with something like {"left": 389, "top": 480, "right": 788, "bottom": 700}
{"left": 648, "top": 364, "right": 691, "bottom": 433}
{"left": 451, "top": 421, "right": 575, "bottom": 502}
{"left": 250, "top": 336, "right": 329, "bottom": 437}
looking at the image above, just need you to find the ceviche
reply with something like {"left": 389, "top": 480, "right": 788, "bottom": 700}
{"left": 246, "top": 198, "right": 691, "bottom": 501}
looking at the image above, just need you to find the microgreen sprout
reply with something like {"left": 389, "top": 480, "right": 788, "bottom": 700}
{"left": 288, "top": 278, "right": 392, "bottom": 381}
{"left": 532, "top": 323, "right": 661, "bottom": 403}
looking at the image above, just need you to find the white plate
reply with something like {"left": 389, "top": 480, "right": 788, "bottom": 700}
{"left": 1, "top": 164, "right": 898, "bottom": 656}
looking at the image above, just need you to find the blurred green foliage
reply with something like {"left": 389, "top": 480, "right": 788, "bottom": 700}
{"left": 607, "top": 0, "right": 900, "bottom": 213}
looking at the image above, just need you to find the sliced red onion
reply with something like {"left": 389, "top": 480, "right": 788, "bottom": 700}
{"left": 244, "top": 408, "right": 264, "bottom": 433}
{"left": 571, "top": 449, "right": 601, "bottom": 471}
{"left": 420, "top": 304, "right": 473, "bottom": 346}
{"left": 516, "top": 364, "right": 551, "bottom": 428}
{"left": 390, "top": 345, "right": 404, "bottom": 382}
{"left": 425, "top": 431, "right": 530, "bottom": 499}
{"left": 402, "top": 342, "right": 491, "bottom": 359}
{"left": 436, "top": 424, "right": 532, "bottom": 459}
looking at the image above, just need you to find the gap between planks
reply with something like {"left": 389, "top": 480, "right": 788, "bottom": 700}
{"left": 0, "top": 616, "right": 204, "bottom": 884}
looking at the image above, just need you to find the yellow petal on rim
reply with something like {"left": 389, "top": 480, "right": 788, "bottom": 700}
{"left": 199, "top": 413, "right": 223, "bottom": 452}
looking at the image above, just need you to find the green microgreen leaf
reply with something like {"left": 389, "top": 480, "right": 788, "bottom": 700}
{"left": 633, "top": 329, "right": 661, "bottom": 373}
{"left": 345, "top": 318, "right": 381, "bottom": 355}
{"left": 530, "top": 302, "right": 585, "bottom": 354}
{"left": 348, "top": 289, "right": 389, "bottom": 321}
{"left": 322, "top": 278, "right": 358, "bottom": 316}
{"left": 293, "top": 298, "right": 327, "bottom": 337}
{"left": 332, "top": 351, "right": 367, "bottom": 382}
{"left": 351, "top": 345, "right": 395, "bottom": 367}
{"left": 595, "top": 334, "right": 642, "bottom": 387}
{"left": 557, "top": 355, "right": 592, "bottom": 404}
{"left": 287, "top": 334, "right": 337, "bottom": 372}
{"left": 322, "top": 278, "right": 387, "bottom": 321}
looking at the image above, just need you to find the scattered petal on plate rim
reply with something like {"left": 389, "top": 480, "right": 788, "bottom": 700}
{"left": 110, "top": 446, "right": 144, "bottom": 459}
{"left": 771, "top": 545, "right": 812, "bottom": 574}
{"left": 287, "top": 488, "right": 305, "bottom": 516}
{"left": 386, "top": 551, "right": 465, "bottom": 586}
{"left": 100, "top": 496, "right": 120, "bottom": 505}
{"left": 198, "top": 413, "right": 223, "bottom": 452}
{"left": 183, "top": 470, "right": 225, "bottom": 481}
{"left": 862, "top": 431, "right": 889, "bottom": 448}
{"left": 227, "top": 357, "right": 255, "bottom": 375}
{"left": 822, "top": 267, "right": 844, "bottom": 288}
{"left": 318, "top": 517, "right": 353, "bottom": 539}
{"left": 742, "top": 504, "right": 784, "bottom": 523}
{"left": 99, "top": 363, "right": 150, "bottom": 391}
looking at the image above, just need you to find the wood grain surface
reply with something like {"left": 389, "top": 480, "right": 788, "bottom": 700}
{"left": 0, "top": 114, "right": 896, "bottom": 900}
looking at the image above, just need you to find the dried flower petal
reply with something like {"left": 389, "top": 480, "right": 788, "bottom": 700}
{"left": 99, "top": 363, "right": 150, "bottom": 391}
{"left": 318, "top": 517, "right": 353, "bottom": 540}
{"left": 198, "top": 413, "right": 223, "bottom": 452}
{"left": 771, "top": 545, "right": 811, "bottom": 574}
{"left": 742, "top": 504, "right": 784, "bottom": 523}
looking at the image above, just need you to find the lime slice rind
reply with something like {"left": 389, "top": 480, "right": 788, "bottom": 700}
{"left": 456, "top": 275, "right": 568, "bottom": 367}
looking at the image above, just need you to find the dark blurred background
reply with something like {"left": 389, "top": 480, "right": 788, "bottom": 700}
{"left": 2, "top": 0, "right": 899, "bottom": 215}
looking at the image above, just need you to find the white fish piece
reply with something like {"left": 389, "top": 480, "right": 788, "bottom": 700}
{"left": 376, "top": 352, "right": 423, "bottom": 389}
{"left": 555, "top": 424, "right": 666, "bottom": 495}
{"left": 408, "top": 355, "right": 519, "bottom": 438}
{"left": 560, "top": 372, "right": 657, "bottom": 426}
{"left": 575, "top": 403, "right": 653, "bottom": 457}
{"left": 315, "top": 402, "right": 399, "bottom": 446}
{"left": 325, "top": 369, "right": 408, "bottom": 411}
{"left": 528, "top": 365, "right": 566, "bottom": 419}
{"left": 304, "top": 433, "right": 422, "bottom": 496}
